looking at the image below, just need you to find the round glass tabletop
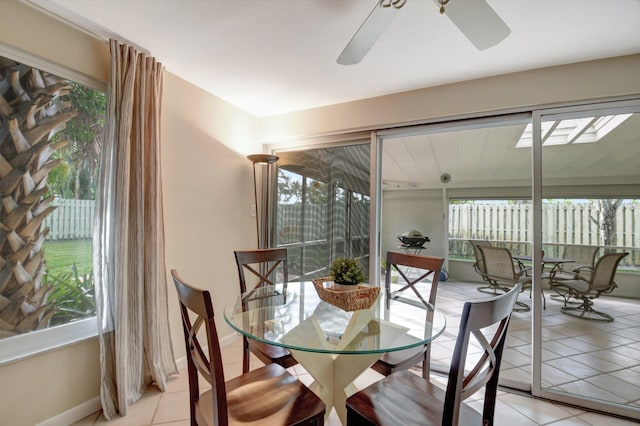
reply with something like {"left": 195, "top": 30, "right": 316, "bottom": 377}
{"left": 224, "top": 281, "right": 446, "bottom": 355}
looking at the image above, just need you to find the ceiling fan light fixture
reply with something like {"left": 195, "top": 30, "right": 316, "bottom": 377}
{"left": 436, "top": 0, "right": 450, "bottom": 14}
{"left": 382, "top": 0, "right": 407, "bottom": 9}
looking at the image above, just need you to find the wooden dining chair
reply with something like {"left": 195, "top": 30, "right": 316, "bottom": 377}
{"left": 171, "top": 269, "right": 325, "bottom": 426}
{"left": 371, "top": 251, "right": 444, "bottom": 379}
{"left": 234, "top": 248, "right": 298, "bottom": 373}
{"left": 346, "top": 283, "right": 522, "bottom": 426}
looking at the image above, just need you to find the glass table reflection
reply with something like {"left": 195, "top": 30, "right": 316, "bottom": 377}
{"left": 224, "top": 281, "right": 446, "bottom": 424}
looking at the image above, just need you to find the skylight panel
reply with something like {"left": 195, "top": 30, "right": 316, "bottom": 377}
{"left": 516, "top": 114, "right": 632, "bottom": 148}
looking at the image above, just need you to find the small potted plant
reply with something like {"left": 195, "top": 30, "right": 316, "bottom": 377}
{"left": 331, "top": 257, "right": 366, "bottom": 290}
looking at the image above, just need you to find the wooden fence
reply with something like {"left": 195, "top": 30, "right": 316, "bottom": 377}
{"left": 43, "top": 198, "right": 95, "bottom": 240}
{"left": 450, "top": 202, "right": 640, "bottom": 267}
{"left": 42, "top": 199, "right": 639, "bottom": 267}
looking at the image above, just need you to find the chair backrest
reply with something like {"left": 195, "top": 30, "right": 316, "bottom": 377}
{"left": 478, "top": 246, "right": 517, "bottom": 284}
{"left": 385, "top": 251, "right": 444, "bottom": 308}
{"left": 443, "top": 283, "right": 522, "bottom": 426}
{"left": 234, "top": 248, "right": 288, "bottom": 294}
{"left": 469, "top": 240, "right": 492, "bottom": 275}
{"left": 171, "top": 269, "right": 228, "bottom": 426}
{"left": 561, "top": 244, "right": 599, "bottom": 271}
{"left": 591, "top": 252, "right": 628, "bottom": 292}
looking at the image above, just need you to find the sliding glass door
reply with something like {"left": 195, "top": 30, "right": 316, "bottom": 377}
{"left": 271, "top": 97, "right": 640, "bottom": 421}
{"left": 377, "top": 115, "right": 535, "bottom": 379}
{"left": 536, "top": 100, "right": 640, "bottom": 420}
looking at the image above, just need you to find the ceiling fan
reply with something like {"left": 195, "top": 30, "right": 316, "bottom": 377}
{"left": 337, "top": 0, "right": 510, "bottom": 65}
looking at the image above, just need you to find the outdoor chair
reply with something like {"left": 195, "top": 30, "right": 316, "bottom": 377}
{"left": 545, "top": 244, "right": 600, "bottom": 304}
{"left": 234, "top": 248, "right": 297, "bottom": 373}
{"left": 478, "top": 246, "right": 532, "bottom": 312}
{"left": 549, "top": 252, "right": 628, "bottom": 322}
{"left": 171, "top": 269, "right": 325, "bottom": 426}
{"left": 545, "top": 244, "right": 600, "bottom": 280}
{"left": 346, "top": 283, "right": 522, "bottom": 426}
{"left": 371, "top": 251, "right": 444, "bottom": 379}
{"left": 469, "top": 239, "right": 509, "bottom": 295}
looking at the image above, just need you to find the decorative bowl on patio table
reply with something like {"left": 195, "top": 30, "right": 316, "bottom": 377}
{"left": 312, "top": 277, "right": 380, "bottom": 312}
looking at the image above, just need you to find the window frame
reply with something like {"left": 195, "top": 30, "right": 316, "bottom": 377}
{"left": 0, "top": 44, "right": 106, "bottom": 365}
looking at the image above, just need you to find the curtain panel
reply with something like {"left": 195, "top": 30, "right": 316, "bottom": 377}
{"left": 94, "top": 39, "right": 178, "bottom": 419}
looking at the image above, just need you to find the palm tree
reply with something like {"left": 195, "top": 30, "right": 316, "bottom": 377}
{"left": 0, "top": 58, "right": 76, "bottom": 337}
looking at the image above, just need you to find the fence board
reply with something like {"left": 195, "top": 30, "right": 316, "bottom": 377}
{"left": 43, "top": 198, "right": 94, "bottom": 240}
{"left": 450, "top": 202, "right": 639, "bottom": 267}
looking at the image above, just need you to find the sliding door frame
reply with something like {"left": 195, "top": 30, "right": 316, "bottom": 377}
{"left": 532, "top": 98, "right": 640, "bottom": 420}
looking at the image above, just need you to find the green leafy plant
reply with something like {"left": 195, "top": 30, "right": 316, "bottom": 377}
{"left": 331, "top": 257, "right": 366, "bottom": 285}
{"left": 46, "top": 263, "right": 96, "bottom": 326}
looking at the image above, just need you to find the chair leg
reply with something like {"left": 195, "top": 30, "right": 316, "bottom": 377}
{"left": 242, "top": 337, "right": 251, "bottom": 373}
{"left": 560, "top": 298, "right": 614, "bottom": 322}
{"left": 513, "top": 300, "right": 530, "bottom": 312}
{"left": 477, "top": 284, "right": 510, "bottom": 295}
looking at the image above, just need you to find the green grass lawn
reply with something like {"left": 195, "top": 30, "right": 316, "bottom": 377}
{"left": 43, "top": 239, "right": 92, "bottom": 276}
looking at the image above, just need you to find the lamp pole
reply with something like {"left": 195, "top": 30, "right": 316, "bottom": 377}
{"left": 247, "top": 154, "right": 279, "bottom": 249}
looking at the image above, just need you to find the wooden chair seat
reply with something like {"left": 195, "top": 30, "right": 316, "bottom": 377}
{"left": 196, "top": 363, "right": 324, "bottom": 425}
{"left": 347, "top": 370, "right": 482, "bottom": 425}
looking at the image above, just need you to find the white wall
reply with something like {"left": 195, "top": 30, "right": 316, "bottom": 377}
{"left": 381, "top": 190, "right": 445, "bottom": 259}
{"left": 260, "top": 54, "right": 640, "bottom": 141}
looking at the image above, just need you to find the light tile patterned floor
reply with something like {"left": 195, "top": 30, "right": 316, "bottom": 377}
{"left": 74, "top": 280, "right": 640, "bottom": 425}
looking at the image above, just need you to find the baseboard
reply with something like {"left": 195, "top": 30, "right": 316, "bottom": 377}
{"left": 35, "top": 396, "right": 101, "bottom": 426}
{"left": 38, "top": 333, "right": 241, "bottom": 426}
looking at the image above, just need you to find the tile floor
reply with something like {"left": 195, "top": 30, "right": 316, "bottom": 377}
{"left": 427, "top": 280, "right": 640, "bottom": 410}
{"left": 73, "top": 280, "right": 640, "bottom": 425}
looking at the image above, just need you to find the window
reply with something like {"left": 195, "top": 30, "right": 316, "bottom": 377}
{"left": 276, "top": 143, "right": 371, "bottom": 281}
{"left": 0, "top": 54, "right": 105, "bottom": 363}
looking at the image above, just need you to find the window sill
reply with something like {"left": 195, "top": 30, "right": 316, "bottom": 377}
{"left": 0, "top": 317, "right": 98, "bottom": 366}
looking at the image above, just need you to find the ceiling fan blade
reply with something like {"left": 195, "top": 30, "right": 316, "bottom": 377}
{"left": 444, "top": 0, "right": 510, "bottom": 50}
{"left": 337, "top": 2, "right": 401, "bottom": 65}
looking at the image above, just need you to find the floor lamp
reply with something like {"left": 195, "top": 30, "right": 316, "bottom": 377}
{"left": 247, "top": 154, "right": 279, "bottom": 249}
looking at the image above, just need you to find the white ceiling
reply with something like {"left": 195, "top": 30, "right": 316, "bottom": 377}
{"left": 381, "top": 113, "right": 640, "bottom": 190}
{"left": 26, "top": 0, "right": 640, "bottom": 118}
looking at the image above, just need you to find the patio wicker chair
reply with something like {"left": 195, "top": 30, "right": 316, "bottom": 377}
{"left": 478, "top": 246, "right": 532, "bottom": 312}
{"left": 469, "top": 239, "right": 510, "bottom": 295}
{"left": 549, "top": 252, "right": 628, "bottom": 322}
{"left": 546, "top": 244, "right": 600, "bottom": 305}
{"left": 545, "top": 244, "right": 600, "bottom": 280}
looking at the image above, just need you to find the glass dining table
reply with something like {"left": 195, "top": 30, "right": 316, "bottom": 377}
{"left": 224, "top": 281, "right": 447, "bottom": 425}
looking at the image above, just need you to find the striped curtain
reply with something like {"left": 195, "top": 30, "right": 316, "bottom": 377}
{"left": 93, "top": 39, "right": 178, "bottom": 419}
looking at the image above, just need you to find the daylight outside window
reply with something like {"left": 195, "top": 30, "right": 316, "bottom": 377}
{"left": 0, "top": 55, "right": 105, "bottom": 343}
